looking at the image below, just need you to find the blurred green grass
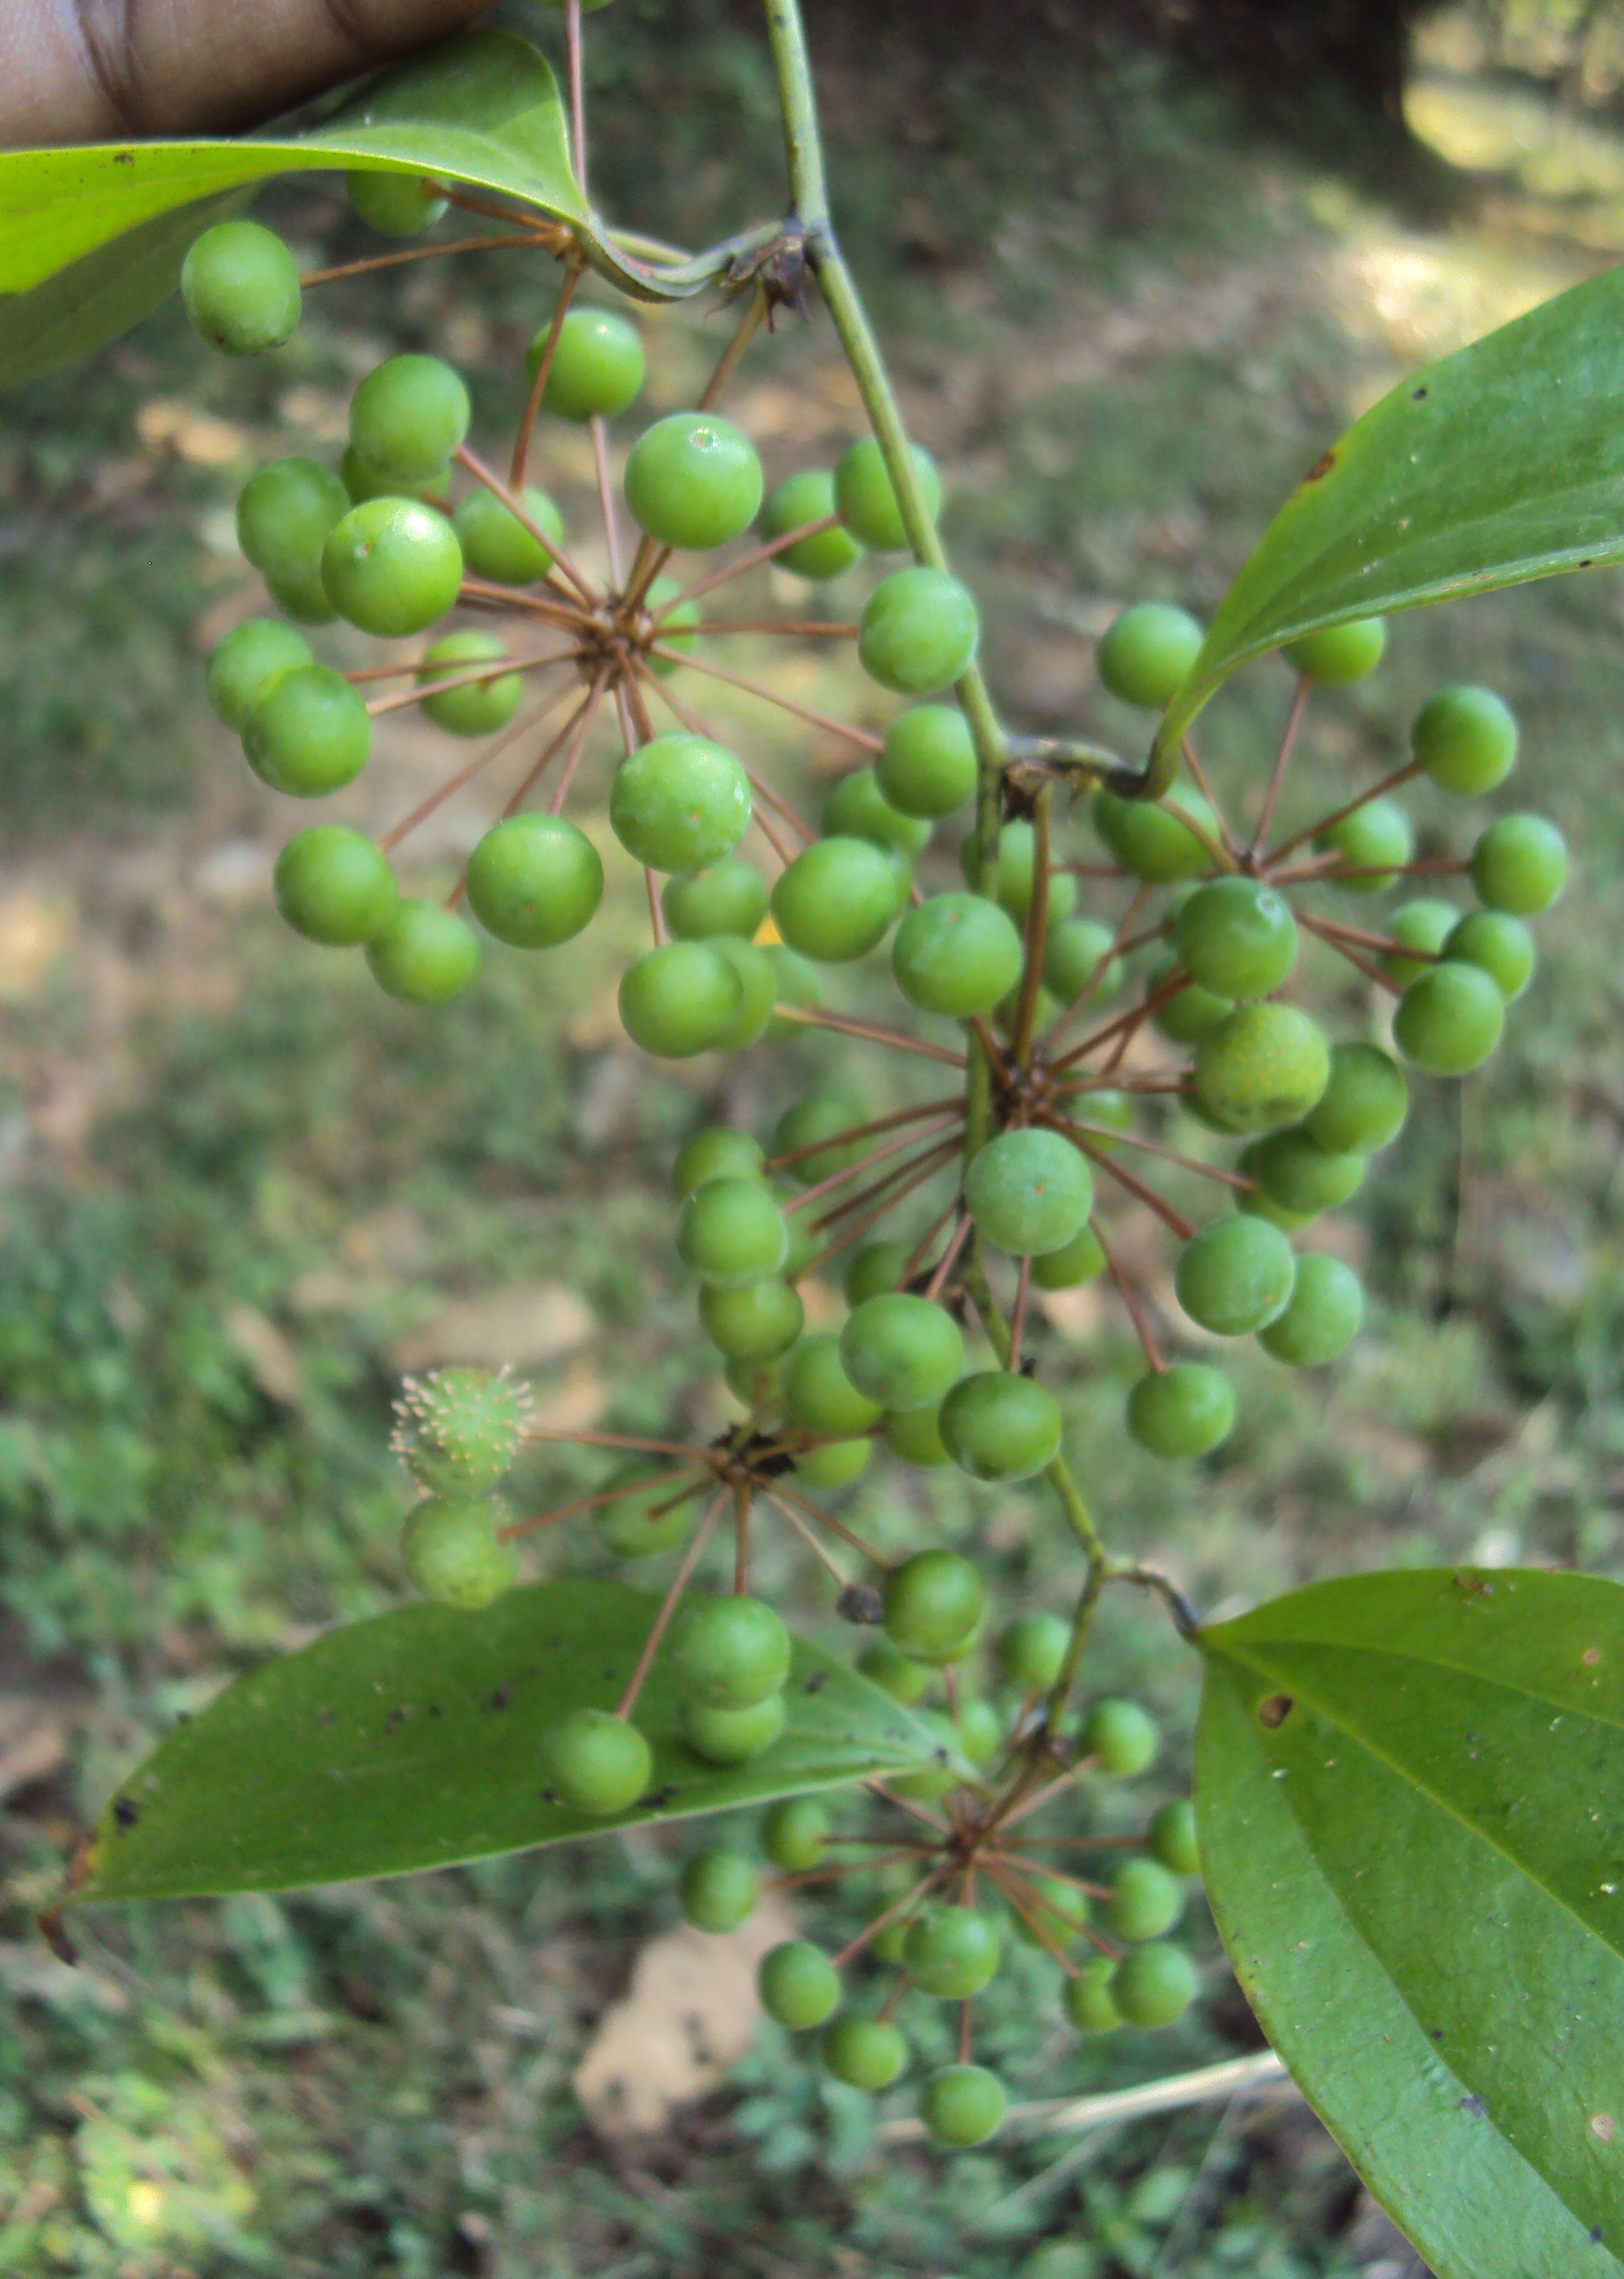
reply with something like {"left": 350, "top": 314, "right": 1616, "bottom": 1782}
{"left": 2, "top": 11, "right": 1624, "bottom": 2273}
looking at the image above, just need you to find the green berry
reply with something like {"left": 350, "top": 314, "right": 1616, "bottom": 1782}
{"left": 1173, "top": 879, "right": 1297, "bottom": 998}
{"left": 700, "top": 1279, "right": 805, "bottom": 1363}
{"left": 783, "top": 1331, "right": 883, "bottom": 1436}
{"left": 264, "top": 567, "right": 339, "bottom": 625}
{"left": 758, "top": 1940, "right": 840, "bottom": 2030}
{"left": 1316, "top": 795, "right": 1414, "bottom": 893}
{"left": 1063, "top": 1955, "right": 1124, "bottom": 2033}
{"left": 243, "top": 665, "right": 372, "bottom": 797}
{"left": 883, "top": 1550, "right": 983, "bottom": 1663}
{"left": 392, "top": 1366, "right": 528, "bottom": 1494}
{"left": 903, "top": 1905, "right": 1001, "bottom": 1998}
{"left": 205, "top": 617, "right": 312, "bottom": 730}
{"left": 965, "top": 1128, "right": 1092, "bottom": 1256}
{"left": 998, "top": 1612, "right": 1070, "bottom": 1691}
{"left": 676, "top": 1177, "right": 788, "bottom": 1288}
{"left": 464, "top": 813, "right": 603, "bottom": 948}
{"left": 771, "top": 837, "right": 903, "bottom": 963}
{"left": 611, "top": 733, "right": 751, "bottom": 873}
{"left": 833, "top": 436, "right": 943, "bottom": 550}
{"left": 843, "top": 1239, "right": 914, "bottom": 1306}
{"left": 596, "top": 1466, "right": 696, "bottom": 1557}
{"left": 1096, "top": 602, "right": 1203, "bottom": 709}
{"left": 957, "top": 1698, "right": 1004, "bottom": 1765}
{"left": 1112, "top": 1941, "right": 1197, "bottom": 2027}
{"left": 881, "top": 1405, "right": 953, "bottom": 1469}
{"left": 1044, "top": 917, "right": 1122, "bottom": 1006}
{"left": 792, "top": 1437, "right": 874, "bottom": 1491}
{"left": 821, "top": 767, "right": 932, "bottom": 857}
{"left": 452, "top": 485, "right": 564, "bottom": 583}
{"left": 1148, "top": 1799, "right": 1201, "bottom": 1876}
{"left": 365, "top": 899, "right": 479, "bottom": 1005}
{"left": 919, "top": 2065, "right": 1006, "bottom": 2148}
{"left": 417, "top": 630, "right": 522, "bottom": 736}
{"left": 1174, "top": 1217, "right": 1295, "bottom": 1336}
{"left": 877, "top": 705, "right": 976, "bottom": 818}
{"left": 1009, "top": 1874, "right": 1089, "bottom": 1949}
{"left": 673, "top": 1126, "right": 766, "bottom": 1198}
{"left": 970, "top": 817, "right": 1079, "bottom": 923}
{"left": 706, "top": 938, "right": 778, "bottom": 1052}
{"left": 681, "top": 1691, "right": 785, "bottom": 1763}
{"left": 680, "top": 1847, "right": 759, "bottom": 1932}
{"left": 891, "top": 893, "right": 1023, "bottom": 1018}
{"left": 320, "top": 498, "right": 463, "bottom": 637}
{"left": 939, "top": 1371, "right": 1062, "bottom": 1483}
{"left": 772, "top": 1091, "right": 870, "bottom": 1187}
{"left": 182, "top": 221, "right": 300, "bottom": 354}
{"left": 1152, "top": 957, "right": 1234, "bottom": 1044}
{"left": 530, "top": 305, "right": 646, "bottom": 420}
{"left": 625, "top": 412, "right": 763, "bottom": 550}
{"left": 545, "top": 1709, "right": 652, "bottom": 1816}
{"left": 1412, "top": 683, "right": 1518, "bottom": 794}
{"left": 1379, "top": 896, "right": 1460, "bottom": 986}
{"left": 671, "top": 1594, "right": 790, "bottom": 1709}
{"left": 1092, "top": 787, "right": 1217, "bottom": 882}
{"left": 618, "top": 941, "right": 742, "bottom": 1056}
{"left": 1104, "top": 1857, "right": 1184, "bottom": 1942}
{"left": 1393, "top": 960, "right": 1505, "bottom": 1075}
{"left": 840, "top": 1293, "right": 964, "bottom": 1413}
{"left": 1444, "top": 910, "right": 1535, "bottom": 1001}
{"left": 237, "top": 456, "right": 349, "bottom": 583}
{"left": 663, "top": 857, "right": 768, "bottom": 941}
{"left": 1239, "top": 1130, "right": 1365, "bottom": 1218}
{"left": 1470, "top": 813, "right": 1567, "bottom": 914}
{"left": 1304, "top": 1043, "right": 1409, "bottom": 1154}
{"left": 274, "top": 826, "right": 397, "bottom": 945}
{"left": 1192, "top": 1004, "right": 1330, "bottom": 1134}
{"left": 347, "top": 169, "right": 448, "bottom": 236}
{"left": 1127, "top": 1364, "right": 1235, "bottom": 1461}
{"left": 1258, "top": 1253, "right": 1364, "bottom": 1366}
{"left": 1029, "top": 1222, "right": 1107, "bottom": 1292}
{"left": 349, "top": 354, "right": 470, "bottom": 487}
{"left": 1284, "top": 615, "right": 1387, "bottom": 683}
{"left": 761, "top": 469, "right": 864, "bottom": 580}
{"left": 858, "top": 567, "right": 979, "bottom": 695}
{"left": 400, "top": 1494, "right": 517, "bottom": 1609}
{"left": 763, "top": 1797, "right": 829, "bottom": 1872}
{"left": 340, "top": 448, "right": 451, "bottom": 509}
{"left": 821, "top": 2016, "right": 906, "bottom": 2091}
{"left": 857, "top": 1636, "right": 932, "bottom": 1703}
{"left": 1083, "top": 1697, "right": 1159, "bottom": 1776}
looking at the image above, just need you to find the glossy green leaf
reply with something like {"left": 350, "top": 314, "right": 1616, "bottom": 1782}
{"left": 0, "top": 30, "right": 732, "bottom": 385}
{"left": 1196, "top": 1567, "right": 1624, "bottom": 2279}
{"left": 1148, "top": 264, "right": 1624, "bottom": 787}
{"left": 68, "top": 1579, "right": 941, "bottom": 1904}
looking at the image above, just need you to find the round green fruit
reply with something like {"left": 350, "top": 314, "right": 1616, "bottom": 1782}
{"left": 417, "top": 630, "right": 521, "bottom": 736}
{"left": 182, "top": 220, "right": 300, "bottom": 354}
{"left": 206, "top": 618, "right": 312, "bottom": 730}
{"left": 881, "top": 1405, "right": 953, "bottom": 1468}
{"left": 273, "top": 826, "right": 396, "bottom": 946}
{"left": 1239, "top": 1129, "right": 1364, "bottom": 1218}
{"left": 1173, "top": 878, "right": 1297, "bottom": 999}
{"left": 833, "top": 436, "right": 943, "bottom": 550}
{"left": 1092, "top": 787, "right": 1217, "bottom": 882}
{"left": 883, "top": 1550, "right": 983, "bottom": 1663}
{"left": 919, "top": 2065, "right": 1007, "bottom": 2148}
{"left": 347, "top": 169, "right": 448, "bottom": 237}
{"left": 532, "top": 305, "right": 646, "bottom": 421}
{"left": 998, "top": 1612, "right": 1070, "bottom": 1691}
{"left": 758, "top": 1940, "right": 841, "bottom": 2030}
{"left": 761, "top": 469, "right": 864, "bottom": 580}
{"left": 673, "top": 1126, "right": 765, "bottom": 1198}
{"left": 699, "top": 1279, "right": 805, "bottom": 1363}
{"left": 971, "top": 817, "right": 1079, "bottom": 923}
{"left": 771, "top": 836, "right": 902, "bottom": 963}
{"left": 1444, "top": 910, "right": 1535, "bottom": 1001}
{"left": 1148, "top": 1799, "right": 1201, "bottom": 1876}
{"left": 1470, "top": 813, "right": 1568, "bottom": 915}
{"left": 680, "top": 1847, "right": 759, "bottom": 1933}
{"left": 877, "top": 705, "right": 976, "bottom": 818}
{"left": 821, "top": 767, "right": 931, "bottom": 858}
{"left": 465, "top": 813, "right": 603, "bottom": 948}
{"left": 672, "top": 1594, "right": 790, "bottom": 1710}
{"left": 1174, "top": 1216, "right": 1295, "bottom": 1336}
{"left": 611, "top": 732, "right": 751, "bottom": 873}
{"left": 676, "top": 1176, "right": 787, "bottom": 1289}
{"left": 903, "top": 1905, "right": 1001, "bottom": 1998}
{"left": 681, "top": 1691, "right": 785, "bottom": 1763}
{"left": 663, "top": 856, "right": 768, "bottom": 941}
{"left": 939, "top": 1371, "right": 1063, "bottom": 1483}
{"left": 1126, "top": 1363, "right": 1235, "bottom": 1461}
{"left": 792, "top": 1437, "right": 874, "bottom": 1491}
{"left": 237, "top": 456, "right": 349, "bottom": 582}
{"left": 840, "top": 1293, "right": 964, "bottom": 1413}
{"left": 1112, "top": 1941, "right": 1197, "bottom": 2027}
{"left": 1304, "top": 1042, "right": 1408, "bottom": 1154}
{"left": 891, "top": 893, "right": 1023, "bottom": 1018}
{"left": 843, "top": 1240, "right": 914, "bottom": 1306}
{"left": 783, "top": 1332, "right": 883, "bottom": 1437}
{"left": 1316, "top": 795, "right": 1414, "bottom": 893}
{"left": 821, "top": 2016, "right": 906, "bottom": 2092}
{"left": 365, "top": 900, "right": 479, "bottom": 1005}
{"left": 858, "top": 568, "right": 979, "bottom": 695}
{"left": 1096, "top": 602, "right": 1203, "bottom": 710}
{"left": 618, "top": 941, "right": 741, "bottom": 1056}
{"left": 1104, "top": 1857, "right": 1184, "bottom": 1943}
{"left": 400, "top": 1494, "right": 517, "bottom": 1609}
{"left": 1064, "top": 1955, "right": 1124, "bottom": 2034}
{"left": 1393, "top": 960, "right": 1505, "bottom": 1075}
{"left": 243, "top": 665, "right": 372, "bottom": 797}
{"left": 857, "top": 1636, "right": 932, "bottom": 1703}
{"left": 1412, "top": 683, "right": 1518, "bottom": 795}
{"left": 763, "top": 1797, "right": 829, "bottom": 1873}
{"left": 1082, "top": 1697, "right": 1159, "bottom": 1776}
{"left": 1044, "top": 917, "right": 1122, "bottom": 1007}
{"left": 320, "top": 497, "right": 463, "bottom": 637}
{"left": 392, "top": 1366, "right": 527, "bottom": 1496}
{"left": 1257, "top": 1251, "right": 1364, "bottom": 1366}
{"left": 624, "top": 412, "right": 763, "bottom": 550}
{"left": 349, "top": 353, "right": 470, "bottom": 487}
{"left": 1192, "top": 1004, "right": 1330, "bottom": 1134}
{"left": 545, "top": 1709, "right": 652, "bottom": 1816}
{"left": 1029, "top": 1223, "right": 1107, "bottom": 1292}
{"left": 1379, "top": 896, "right": 1460, "bottom": 986}
{"left": 1284, "top": 615, "right": 1387, "bottom": 683}
{"left": 452, "top": 485, "right": 563, "bottom": 584}
{"left": 964, "top": 1128, "right": 1092, "bottom": 1257}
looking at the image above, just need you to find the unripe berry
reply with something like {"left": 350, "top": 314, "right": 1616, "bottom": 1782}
{"left": 182, "top": 221, "right": 301, "bottom": 354}
{"left": 1126, "top": 1363, "right": 1235, "bottom": 1461}
{"left": 1412, "top": 683, "right": 1518, "bottom": 794}
{"left": 1009, "top": 1873, "right": 1089, "bottom": 1949}
{"left": 783, "top": 1332, "right": 883, "bottom": 1436}
{"left": 392, "top": 1366, "right": 530, "bottom": 1494}
{"left": 857, "top": 1636, "right": 932, "bottom": 1704}
{"left": 675, "top": 1177, "right": 788, "bottom": 1288}
{"left": 1444, "top": 910, "right": 1535, "bottom": 1001}
{"left": 673, "top": 1126, "right": 766, "bottom": 1199}
{"left": 833, "top": 436, "right": 943, "bottom": 550}
{"left": 1258, "top": 1251, "right": 1364, "bottom": 1366}
{"left": 1044, "top": 917, "right": 1123, "bottom": 1006}
{"left": 699, "top": 1278, "right": 805, "bottom": 1363}
{"left": 792, "top": 1437, "right": 874, "bottom": 1492}
{"left": 1148, "top": 1799, "right": 1201, "bottom": 1876}
{"left": 972, "top": 817, "right": 1079, "bottom": 923}
{"left": 843, "top": 1240, "right": 914, "bottom": 1307}
{"left": 1239, "top": 1129, "right": 1365, "bottom": 1218}
{"left": 1392, "top": 960, "right": 1505, "bottom": 1075}
{"left": 1316, "top": 795, "right": 1414, "bottom": 893}
{"left": 366, "top": 900, "right": 479, "bottom": 1005}
{"left": 821, "top": 767, "right": 932, "bottom": 857}
{"left": 919, "top": 2064, "right": 1007, "bottom": 2147}
{"left": 1151, "top": 957, "right": 1234, "bottom": 1045}
{"left": 1096, "top": 602, "right": 1204, "bottom": 709}
{"left": 964, "top": 1128, "right": 1092, "bottom": 1256}
{"left": 244, "top": 666, "right": 372, "bottom": 797}
{"left": 237, "top": 457, "right": 349, "bottom": 583}
{"left": 883, "top": 1550, "right": 984, "bottom": 1663}
{"left": 998, "top": 1612, "right": 1070, "bottom": 1691}
{"left": 465, "top": 813, "right": 604, "bottom": 949}
{"left": 1283, "top": 615, "right": 1386, "bottom": 683}
{"left": 663, "top": 857, "right": 769, "bottom": 942}
{"left": 530, "top": 306, "right": 646, "bottom": 420}
{"left": 320, "top": 498, "right": 463, "bottom": 637}
{"left": 1379, "top": 896, "right": 1460, "bottom": 986}
{"left": 1173, "top": 879, "right": 1297, "bottom": 998}
{"left": 1082, "top": 1697, "right": 1159, "bottom": 1776}
{"left": 1092, "top": 787, "right": 1217, "bottom": 881}
{"left": 273, "top": 826, "right": 397, "bottom": 945}
{"left": 1192, "top": 1004, "right": 1330, "bottom": 1135}
{"left": 681, "top": 1691, "right": 786, "bottom": 1763}
{"left": 939, "top": 1371, "right": 1063, "bottom": 1483}
{"left": 761, "top": 469, "right": 864, "bottom": 581}
{"left": 1029, "top": 1222, "right": 1107, "bottom": 1291}
{"left": 763, "top": 1797, "right": 830, "bottom": 1872}
{"left": 1112, "top": 1940, "right": 1197, "bottom": 2027}
{"left": 891, "top": 893, "right": 1024, "bottom": 1018}
{"left": 1064, "top": 1955, "right": 1124, "bottom": 2033}
{"left": 349, "top": 354, "right": 470, "bottom": 486}
{"left": 773, "top": 1090, "right": 871, "bottom": 1186}
{"left": 400, "top": 1494, "right": 518, "bottom": 1609}
{"left": 758, "top": 1940, "right": 840, "bottom": 2030}
{"left": 680, "top": 1847, "right": 758, "bottom": 1933}
{"left": 672, "top": 1594, "right": 791, "bottom": 1709}
{"left": 206, "top": 618, "right": 312, "bottom": 730}
{"left": 624, "top": 412, "right": 763, "bottom": 549}
{"left": 1103, "top": 1856, "right": 1184, "bottom": 1942}
{"left": 771, "top": 837, "right": 904, "bottom": 963}
{"left": 452, "top": 485, "right": 564, "bottom": 584}
{"left": 611, "top": 733, "right": 752, "bottom": 873}
{"left": 1470, "top": 813, "right": 1568, "bottom": 914}
{"left": 418, "top": 630, "right": 522, "bottom": 736}
{"left": 858, "top": 567, "right": 979, "bottom": 695}
{"left": 545, "top": 1709, "right": 652, "bottom": 1816}
{"left": 821, "top": 2015, "right": 906, "bottom": 2091}
{"left": 347, "top": 169, "right": 448, "bottom": 237}
{"left": 903, "top": 1905, "right": 1001, "bottom": 1997}
{"left": 877, "top": 705, "right": 977, "bottom": 818}
{"left": 618, "top": 941, "right": 742, "bottom": 1056}
{"left": 840, "top": 1293, "right": 964, "bottom": 1413}
{"left": 881, "top": 1404, "right": 954, "bottom": 1469}
{"left": 1304, "top": 1042, "right": 1409, "bottom": 1154}
{"left": 1174, "top": 1216, "right": 1296, "bottom": 1336}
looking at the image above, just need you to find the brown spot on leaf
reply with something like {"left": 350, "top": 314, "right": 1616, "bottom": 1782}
{"left": 1412, "top": 386, "right": 1428, "bottom": 400}
{"left": 1592, "top": 2113, "right": 1616, "bottom": 2144}
{"left": 1304, "top": 450, "right": 1336, "bottom": 483}
{"left": 1259, "top": 1694, "right": 1294, "bottom": 1729}
{"left": 1583, "top": 1647, "right": 1603, "bottom": 1667}
{"left": 112, "top": 1798, "right": 140, "bottom": 1829}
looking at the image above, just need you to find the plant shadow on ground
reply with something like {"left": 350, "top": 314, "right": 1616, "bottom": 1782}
{"left": 2, "top": 7, "right": 1623, "bottom": 2273}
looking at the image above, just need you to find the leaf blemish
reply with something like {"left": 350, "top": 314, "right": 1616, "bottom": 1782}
{"left": 1583, "top": 1647, "right": 1602, "bottom": 1666}
{"left": 1304, "top": 450, "right": 1335, "bottom": 483}
{"left": 1591, "top": 2113, "right": 1616, "bottom": 2144}
{"left": 112, "top": 1799, "right": 140, "bottom": 1829}
{"left": 1458, "top": 2093, "right": 1485, "bottom": 2117}
{"left": 1259, "top": 1693, "right": 1294, "bottom": 1728}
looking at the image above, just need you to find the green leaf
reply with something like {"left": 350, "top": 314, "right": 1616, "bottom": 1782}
{"left": 1196, "top": 1567, "right": 1624, "bottom": 2279}
{"left": 0, "top": 29, "right": 735, "bottom": 387}
{"left": 69, "top": 1579, "right": 940, "bottom": 1904}
{"left": 1147, "top": 264, "right": 1624, "bottom": 787}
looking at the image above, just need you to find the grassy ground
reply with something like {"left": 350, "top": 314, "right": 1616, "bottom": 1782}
{"left": 2, "top": 9, "right": 1624, "bottom": 2273}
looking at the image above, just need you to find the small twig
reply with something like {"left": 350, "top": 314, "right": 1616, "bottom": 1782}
{"left": 613, "top": 1491, "right": 725, "bottom": 1719}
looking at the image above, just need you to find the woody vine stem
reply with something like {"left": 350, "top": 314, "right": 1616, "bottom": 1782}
{"left": 760, "top": 0, "right": 1200, "bottom": 1754}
